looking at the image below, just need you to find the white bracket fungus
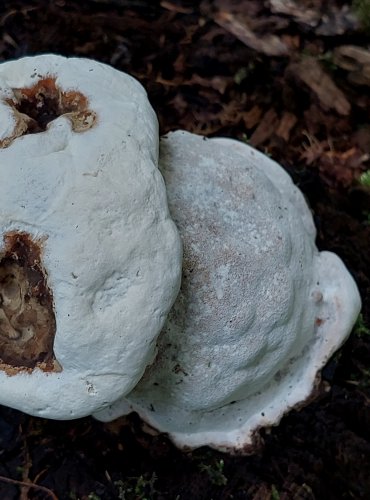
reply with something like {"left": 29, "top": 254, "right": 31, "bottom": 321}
{"left": 94, "top": 131, "right": 361, "bottom": 454}
{"left": 0, "top": 55, "right": 361, "bottom": 453}
{"left": 0, "top": 55, "right": 182, "bottom": 419}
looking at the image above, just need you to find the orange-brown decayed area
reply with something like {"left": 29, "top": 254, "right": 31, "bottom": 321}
{"left": 0, "top": 232, "right": 59, "bottom": 373}
{"left": 0, "top": 76, "right": 96, "bottom": 147}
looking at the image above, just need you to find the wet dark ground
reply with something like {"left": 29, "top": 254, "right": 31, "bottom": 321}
{"left": 0, "top": 1, "right": 369, "bottom": 498}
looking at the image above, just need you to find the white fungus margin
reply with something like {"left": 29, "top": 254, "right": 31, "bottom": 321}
{"left": 94, "top": 131, "right": 361, "bottom": 454}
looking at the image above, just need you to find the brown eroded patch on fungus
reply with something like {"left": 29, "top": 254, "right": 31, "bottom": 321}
{"left": 0, "top": 77, "right": 96, "bottom": 148}
{"left": 0, "top": 232, "right": 60, "bottom": 373}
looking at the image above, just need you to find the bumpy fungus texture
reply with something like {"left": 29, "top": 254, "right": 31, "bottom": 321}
{"left": 94, "top": 131, "right": 361, "bottom": 454}
{"left": 0, "top": 77, "right": 96, "bottom": 148}
{"left": 0, "top": 232, "right": 57, "bottom": 372}
{"left": 0, "top": 54, "right": 181, "bottom": 419}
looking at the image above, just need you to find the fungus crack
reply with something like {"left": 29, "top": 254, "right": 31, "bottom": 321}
{"left": 1, "top": 77, "right": 96, "bottom": 148}
{"left": 0, "top": 232, "right": 59, "bottom": 372}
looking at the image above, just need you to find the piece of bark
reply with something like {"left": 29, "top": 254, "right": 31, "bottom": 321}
{"left": 315, "top": 6, "right": 359, "bottom": 36}
{"left": 275, "top": 111, "right": 298, "bottom": 142}
{"left": 250, "top": 108, "right": 279, "bottom": 146}
{"left": 213, "top": 11, "right": 289, "bottom": 56}
{"left": 270, "top": 0, "right": 320, "bottom": 27}
{"left": 287, "top": 57, "right": 351, "bottom": 116}
{"left": 242, "top": 105, "right": 263, "bottom": 129}
{"left": 333, "top": 45, "right": 370, "bottom": 87}
{"left": 270, "top": 1, "right": 358, "bottom": 35}
{"left": 160, "top": 1, "right": 194, "bottom": 14}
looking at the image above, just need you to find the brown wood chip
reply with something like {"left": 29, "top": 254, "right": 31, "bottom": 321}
{"left": 333, "top": 45, "right": 370, "bottom": 87}
{"left": 275, "top": 111, "right": 298, "bottom": 142}
{"left": 242, "top": 105, "right": 263, "bottom": 130}
{"left": 214, "top": 11, "right": 289, "bottom": 56}
{"left": 250, "top": 108, "right": 279, "bottom": 146}
{"left": 287, "top": 57, "right": 351, "bottom": 115}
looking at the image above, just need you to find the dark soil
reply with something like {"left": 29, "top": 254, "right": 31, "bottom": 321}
{"left": 0, "top": 1, "right": 370, "bottom": 499}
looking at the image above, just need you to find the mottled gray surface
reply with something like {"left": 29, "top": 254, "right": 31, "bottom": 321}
{"left": 96, "top": 131, "right": 361, "bottom": 452}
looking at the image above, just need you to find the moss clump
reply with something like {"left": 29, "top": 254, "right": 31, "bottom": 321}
{"left": 353, "top": 0, "right": 370, "bottom": 31}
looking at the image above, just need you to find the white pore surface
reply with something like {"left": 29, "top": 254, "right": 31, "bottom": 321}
{"left": 0, "top": 55, "right": 182, "bottom": 419}
{"left": 94, "top": 130, "right": 361, "bottom": 453}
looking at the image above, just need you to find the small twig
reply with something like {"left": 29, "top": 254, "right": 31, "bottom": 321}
{"left": 160, "top": 1, "right": 193, "bottom": 14}
{"left": 0, "top": 475, "right": 58, "bottom": 500}
{"left": 20, "top": 430, "right": 33, "bottom": 500}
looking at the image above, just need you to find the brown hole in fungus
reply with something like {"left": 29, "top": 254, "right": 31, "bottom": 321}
{"left": 0, "top": 232, "right": 59, "bottom": 373}
{"left": 1, "top": 77, "right": 96, "bottom": 147}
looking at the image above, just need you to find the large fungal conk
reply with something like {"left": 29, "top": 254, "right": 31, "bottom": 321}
{"left": 0, "top": 55, "right": 182, "bottom": 418}
{"left": 94, "top": 131, "right": 361, "bottom": 454}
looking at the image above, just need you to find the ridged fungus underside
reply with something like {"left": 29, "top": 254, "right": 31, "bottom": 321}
{"left": 0, "top": 232, "right": 59, "bottom": 373}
